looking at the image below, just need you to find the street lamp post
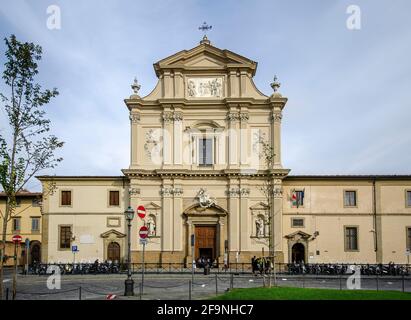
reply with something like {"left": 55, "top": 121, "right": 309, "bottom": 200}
{"left": 124, "top": 206, "right": 135, "bottom": 296}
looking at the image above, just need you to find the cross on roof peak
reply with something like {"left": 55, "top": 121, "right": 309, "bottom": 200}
{"left": 198, "top": 22, "right": 212, "bottom": 44}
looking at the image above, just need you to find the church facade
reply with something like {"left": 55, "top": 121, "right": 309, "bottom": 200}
{"left": 37, "top": 38, "right": 411, "bottom": 265}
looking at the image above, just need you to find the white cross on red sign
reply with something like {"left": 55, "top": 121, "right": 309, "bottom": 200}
{"left": 139, "top": 226, "right": 149, "bottom": 239}
{"left": 137, "top": 205, "right": 146, "bottom": 219}
{"left": 12, "top": 235, "right": 22, "bottom": 243}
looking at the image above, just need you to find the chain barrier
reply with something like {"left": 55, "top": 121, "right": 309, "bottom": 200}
{"left": 16, "top": 287, "right": 79, "bottom": 295}
{"left": 143, "top": 282, "right": 188, "bottom": 289}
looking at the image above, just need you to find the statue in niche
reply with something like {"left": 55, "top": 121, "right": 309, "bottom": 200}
{"left": 147, "top": 216, "right": 156, "bottom": 236}
{"left": 255, "top": 216, "right": 265, "bottom": 237}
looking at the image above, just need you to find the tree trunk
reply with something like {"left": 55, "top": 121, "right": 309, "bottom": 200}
{"left": 0, "top": 199, "right": 11, "bottom": 299}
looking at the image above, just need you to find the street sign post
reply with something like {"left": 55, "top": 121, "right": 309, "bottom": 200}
{"left": 137, "top": 205, "right": 146, "bottom": 219}
{"left": 11, "top": 235, "right": 22, "bottom": 299}
{"left": 139, "top": 225, "right": 148, "bottom": 295}
{"left": 191, "top": 234, "right": 195, "bottom": 284}
{"left": 25, "top": 238, "right": 30, "bottom": 275}
{"left": 72, "top": 245, "right": 79, "bottom": 264}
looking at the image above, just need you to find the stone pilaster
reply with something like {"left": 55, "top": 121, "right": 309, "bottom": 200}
{"left": 160, "top": 181, "right": 173, "bottom": 252}
{"left": 227, "top": 179, "right": 240, "bottom": 255}
{"left": 271, "top": 110, "right": 282, "bottom": 169}
{"left": 129, "top": 112, "right": 141, "bottom": 168}
{"left": 162, "top": 109, "right": 173, "bottom": 168}
{"left": 172, "top": 181, "right": 183, "bottom": 252}
{"left": 173, "top": 110, "right": 183, "bottom": 166}
{"left": 239, "top": 180, "right": 250, "bottom": 252}
{"left": 227, "top": 107, "right": 239, "bottom": 168}
{"left": 272, "top": 178, "right": 284, "bottom": 254}
{"left": 239, "top": 106, "right": 249, "bottom": 166}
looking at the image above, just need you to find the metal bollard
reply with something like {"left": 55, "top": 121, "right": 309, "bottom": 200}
{"left": 230, "top": 273, "right": 234, "bottom": 289}
{"left": 376, "top": 275, "right": 379, "bottom": 291}
{"left": 215, "top": 274, "right": 218, "bottom": 295}
{"left": 139, "top": 282, "right": 142, "bottom": 300}
{"left": 6, "top": 288, "right": 9, "bottom": 300}
{"left": 189, "top": 280, "right": 192, "bottom": 300}
{"left": 339, "top": 274, "right": 342, "bottom": 290}
{"left": 402, "top": 274, "right": 405, "bottom": 293}
{"left": 79, "top": 287, "right": 82, "bottom": 300}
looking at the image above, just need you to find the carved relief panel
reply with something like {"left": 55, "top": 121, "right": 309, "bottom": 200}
{"left": 187, "top": 77, "right": 223, "bottom": 98}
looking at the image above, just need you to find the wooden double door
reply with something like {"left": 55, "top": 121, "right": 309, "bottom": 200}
{"left": 195, "top": 225, "right": 217, "bottom": 261}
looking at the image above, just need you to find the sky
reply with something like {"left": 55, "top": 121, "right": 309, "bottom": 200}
{"left": 0, "top": 0, "right": 410, "bottom": 191}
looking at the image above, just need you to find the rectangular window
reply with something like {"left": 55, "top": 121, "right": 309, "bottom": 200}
{"left": 31, "top": 218, "right": 40, "bottom": 231}
{"left": 345, "top": 226, "right": 359, "bottom": 251}
{"left": 32, "top": 198, "right": 41, "bottom": 207}
{"left": 59, "top": 226, "right": 72, "bottom": 249}
{"left": 61, "top": 191, "right": 72, "bottom": 206}
{"left": 15, "top": 197, "right": 21, "bottom": 207}
{"left": 109, "top": 191, "right": 120, "bottom": 206}
{"left": 198, "top": 138, "right": 213, "bottom": 166}
{"left": 291, "top": 218, "right": 304, "bottom": 227}
{"left": 12, "top": 218, "right": 21, "bottom": 231}
{"left": 407, "top": 227, "right": 411, "bottom": 250}
{"left": 406, "top": 191, "right": 411, "bottom": 207}
{"left": 344, "top": 191, "right": 357, "bottom": 207}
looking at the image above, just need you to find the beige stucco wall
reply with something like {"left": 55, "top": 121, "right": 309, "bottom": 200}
{"left": 0, "top": 195, "right": 42, "bottom": 266}
{"left": 39, "top": 178, "right": 128, "bottom": 263}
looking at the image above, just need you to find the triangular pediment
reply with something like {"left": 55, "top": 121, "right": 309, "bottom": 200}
{"left": 145, "top": 202, "right": 161, "bottom": 209}
{"left": 185, "top": 55, "right": 225, "bottom": 68}
{"left": 250, "top": 202, "right": 268, "bottom": 210}
{"left": 183, "top": 203, "right": 228, "bottom": 216}
{"left": 100, "top": 229, "right": 126, "bottom": 238}
{"left": 154, "top": 42, "right": 257, "bottom": 76}
{"left": 285, "top": 231, "right": 312, "bottom": 240}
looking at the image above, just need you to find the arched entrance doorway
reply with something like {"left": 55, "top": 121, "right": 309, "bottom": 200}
{"left": 291, "top": 243, "right": 305, "bottom": 263}
{"left": 30, "top": 242, "right": 41, "bottom": 264}
{"left": 107, "top": 242, "right": 120, "bottom": 262}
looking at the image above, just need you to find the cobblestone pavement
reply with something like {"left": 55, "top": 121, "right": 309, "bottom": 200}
{"left": 2, "top": 272, "right": 411, "bottom": 300}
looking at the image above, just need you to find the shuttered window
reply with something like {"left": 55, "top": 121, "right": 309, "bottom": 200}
{"left": 12, "top": 218, "right": 21, "bottom": 231}
{"left": 344, "top": 191, "right": 357, "bottom": 207}
{"left": 31, "top": 218, "right": 40, "bottom": 231}
{"left": 198, "top": 138, "right": 213, "bottom": 166}
{"left": 407, "top": 227, "right": 411, "bottom": 250}
{"left": 109, "top": 191, "right": 120, "bottom": 206}
{"left": 59, "top": 226, "right": 72, "bottom": 249}
{"left": 345, "top": 226, "right": 359, "bottom": 251}
{"left": 61, "top": 191, "right": 71, "bottom": 206}
{"left": 407, "top": 191, "right": 411, "bottom": 207}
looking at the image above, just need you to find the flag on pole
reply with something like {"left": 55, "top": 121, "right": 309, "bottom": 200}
{"left": 291, "top": 189, "right": 297, "bottom": 207}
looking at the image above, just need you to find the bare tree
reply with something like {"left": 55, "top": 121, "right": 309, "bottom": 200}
{"left": 0, "top": 35, "right": 63, "bottom": 299}
{"left": 256, "top": 134, "right": 277, "bottom": 287}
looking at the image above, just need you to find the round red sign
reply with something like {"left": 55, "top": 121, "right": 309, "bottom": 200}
{"left": 12, "top": 235, "right": 22, "bottom": 243}
{"left": 137, "top": 205, "right": 146, "bottom": 219}
{"left": 139, "top": 226, "right": 149, "bottom": 239}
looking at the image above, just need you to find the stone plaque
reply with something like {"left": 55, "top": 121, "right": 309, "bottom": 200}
{"left": 187, "top": 77, "right": 223, "bottom": 98}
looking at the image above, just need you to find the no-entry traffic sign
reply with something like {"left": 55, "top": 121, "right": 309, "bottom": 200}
{"left": 12, "top": 235, "right": 22, "bottom": 243}
{"left": 139, "top": 226, "right": 149, "bottom": 239}
{"left": 137, "top": 205, "right": 146, "bottom": 219}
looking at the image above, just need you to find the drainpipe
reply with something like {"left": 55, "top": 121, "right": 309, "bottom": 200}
{"left": 372, "top": 177, "right": 378, "bottom": 255}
